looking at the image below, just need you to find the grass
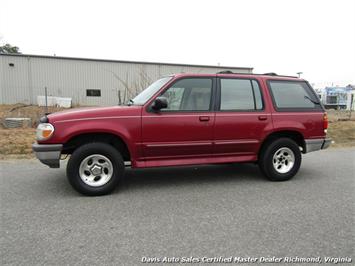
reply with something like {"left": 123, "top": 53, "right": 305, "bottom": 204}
{"left": 0, "top": 104, "right": 354, "bottom": 159}
{"left": 0, "top": 104, "right": 66, "bottom": 127}
{"left": 0, "top": 104, "right": 64, "bottom": 159}
{"left": 0, "top": 128, "right": 36, "bottom": 159}
{"left": 327, "top": 121, "right": 355, "bottom": 147}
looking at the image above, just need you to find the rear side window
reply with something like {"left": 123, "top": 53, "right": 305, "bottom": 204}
{"left": 220, "top": 78, "right": 263, "bottom": 111}
{"left": 268, "top": 81, "right": 321, "bottom": 110}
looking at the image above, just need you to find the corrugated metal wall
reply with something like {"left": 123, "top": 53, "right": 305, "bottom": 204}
{"left": 1, "top": 56, "right": 32, "bottom": 104}
{"left": 0, "top": 54, "right": 252, "bottom": 106}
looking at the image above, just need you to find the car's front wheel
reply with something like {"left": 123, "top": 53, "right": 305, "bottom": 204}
{"left": 259, "top": 138, "right": 302, "bottom": 181}
{"left": 67, "top": 142, "right": 124, "bottom": 196}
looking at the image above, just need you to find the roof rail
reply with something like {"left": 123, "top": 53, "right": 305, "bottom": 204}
{"left": 216, "top": 70, "right": 298, "bottom": 78}
{"left": 263, "top": 72, "right": 278, "bottom": 76}
{"left": 217, "top": 70, "right": 234, "bottom": 74}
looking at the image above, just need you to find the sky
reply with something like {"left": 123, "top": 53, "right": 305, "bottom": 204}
{"left": 0, "top": 0, "right": 354, "bottom": 87}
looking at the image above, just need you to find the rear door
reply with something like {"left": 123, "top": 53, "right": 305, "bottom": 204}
{"left": 213, "top": 77, "right": 271, "bottom": 157}
{"left": 141, "top": 77, "right": 216, "bottom": 162}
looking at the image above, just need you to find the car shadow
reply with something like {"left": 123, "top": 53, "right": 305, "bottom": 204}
{"left": 45, "top": 162, "right": 265, "bottom": 197}
{"left": 118, "top": 163, "right": 264, "bottom": 193}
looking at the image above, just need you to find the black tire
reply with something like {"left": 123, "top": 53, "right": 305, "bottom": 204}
{"left": 67, "top": 142, "right": 124, "bottom": 196}
{"left": 259, "top": 138, "right": 301, "bottom": 181}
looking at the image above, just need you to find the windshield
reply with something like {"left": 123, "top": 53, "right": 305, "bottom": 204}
{"left": 131, "top": 76, "right": 172, "bottom": 105}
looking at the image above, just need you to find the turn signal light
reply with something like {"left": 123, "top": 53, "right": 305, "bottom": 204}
{"left": 36, "top": 123, "right": 54, "bottom": 141}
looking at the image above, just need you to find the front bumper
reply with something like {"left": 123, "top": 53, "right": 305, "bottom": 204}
{"left": 32, "top": 143, "right": 63, "bottom": 168}
{"left": 304, "top": 138, "right": 332, "bottom": 153}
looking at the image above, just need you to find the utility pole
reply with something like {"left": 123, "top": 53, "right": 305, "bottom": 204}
{"left": 297, "top": 72, "right": 303, "bottom": 78}
{"left": 118, "top": 90, "right": 122, "bottom": 105}
{"left": 44, "top": 86, "right": 48, "bottom": 114}
{"left": 349, "top": 94, "right": 354, "bottom": 120}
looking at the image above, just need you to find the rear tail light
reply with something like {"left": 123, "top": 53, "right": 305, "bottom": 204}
{"left": 323, "top": 113, "right": 328, "bottom": 133}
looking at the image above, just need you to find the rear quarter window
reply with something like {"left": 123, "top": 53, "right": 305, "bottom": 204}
{"left": 268, "top": 80, "right": 322, "bottom": 111}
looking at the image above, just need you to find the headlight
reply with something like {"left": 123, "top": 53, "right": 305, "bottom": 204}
{"left": 36, "top": 123, "right": 54, "bottom": 141}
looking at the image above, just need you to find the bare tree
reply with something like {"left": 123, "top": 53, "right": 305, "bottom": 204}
{"left": 103, "top": 67, "right": 155, "bottom": 105}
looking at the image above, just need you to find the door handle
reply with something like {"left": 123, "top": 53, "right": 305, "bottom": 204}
{"left": 199, "top": 116, "right": 210, "bottom": 122}
{"left": 258, "top": 115, "right": 267, "bottom": 121}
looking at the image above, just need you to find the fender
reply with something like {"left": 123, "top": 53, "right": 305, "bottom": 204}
{"left": 41, "top": 116, "right": 141, "bottom": 160}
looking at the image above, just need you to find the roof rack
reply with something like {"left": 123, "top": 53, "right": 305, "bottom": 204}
{"left": 263, "top": 72, "right": 278, "bottom": 76}
{"left": 217, "top": 70, "right": 234, "bottom": 74}
{"left": 216, "top": 70, "right": 297, "bottom": 78}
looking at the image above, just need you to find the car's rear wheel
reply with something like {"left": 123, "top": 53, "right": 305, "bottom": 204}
{"left": 259, "top": 138, "right": 301, "bottom": 181}
{"left": 67, "top": 142, "right": 124, "bottom": 196}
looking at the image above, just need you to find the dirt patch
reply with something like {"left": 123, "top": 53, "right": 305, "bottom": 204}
{"left": 0, "top": 104, "right": 66, "bottom": 159}
{"left": 0, "top": 104, "right": 66, "bottom": 128}
{"left": 0, "top": 128, "right": 36, "bottom": 158}
{"left": 327, "top": 109, "right": 355, "bottom": 122}
{"left": 327, "top": 121, "right": 355, "bottom": 147}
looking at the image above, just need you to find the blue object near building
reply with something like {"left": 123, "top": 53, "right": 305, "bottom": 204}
{"left": 318, "top": 85, "right": 354, "bottom": 109}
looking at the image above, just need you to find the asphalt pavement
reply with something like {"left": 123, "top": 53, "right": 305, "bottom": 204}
{"left": 1, "top": 148, "right": 354, "bottom": 265}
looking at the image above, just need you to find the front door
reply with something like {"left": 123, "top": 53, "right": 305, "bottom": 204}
{"left": 141, "top": 77, "right": 215, "bottom": 165}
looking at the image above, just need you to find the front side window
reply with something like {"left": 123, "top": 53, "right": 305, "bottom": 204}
{"left": 161, "top": 78, "right": 212, "bottom": 111}
{"left": 268, "top": 81, "right": 321, "bottom": 110}
{"left": 220, "top": 78, "right": 263, "bottom": 111}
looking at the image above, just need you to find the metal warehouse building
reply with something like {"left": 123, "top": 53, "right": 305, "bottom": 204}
{"left": 0, "top": 54, "right": 253, "bottom": 106}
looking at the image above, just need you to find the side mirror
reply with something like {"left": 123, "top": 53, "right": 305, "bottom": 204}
{"left": 152, "top": 97, "right": 168, "bottom": 111}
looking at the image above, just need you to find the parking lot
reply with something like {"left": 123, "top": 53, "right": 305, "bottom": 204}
{"left": 1, "top": 148, "right": 354, "bottom": 265}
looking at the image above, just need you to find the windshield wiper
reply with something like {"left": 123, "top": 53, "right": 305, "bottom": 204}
{"left": 304, "top": 95, "right": 320, "bottom": 105}
{"left": 127, "top": 99, "right": 134, "bottom": 106}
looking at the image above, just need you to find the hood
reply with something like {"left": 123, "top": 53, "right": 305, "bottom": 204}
{"left": 47, "top": 105, "right": 142, "bottom": 123}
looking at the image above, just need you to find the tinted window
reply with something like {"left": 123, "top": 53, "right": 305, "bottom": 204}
{"left": 161, "top": 78, "right": 212, "bottom": 111}
{"left": 269, "top": 81, "right": 318, "bottom": 109}
{"left": 252, "top": 80, "right": 263, "bottom": 110}
{"left": 220, "top": 79, "right": 263, "bottom": 110}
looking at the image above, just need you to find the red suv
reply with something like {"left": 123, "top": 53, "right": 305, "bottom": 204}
{"left": 33, "top": 72, "right": 331, "bottom": 195}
